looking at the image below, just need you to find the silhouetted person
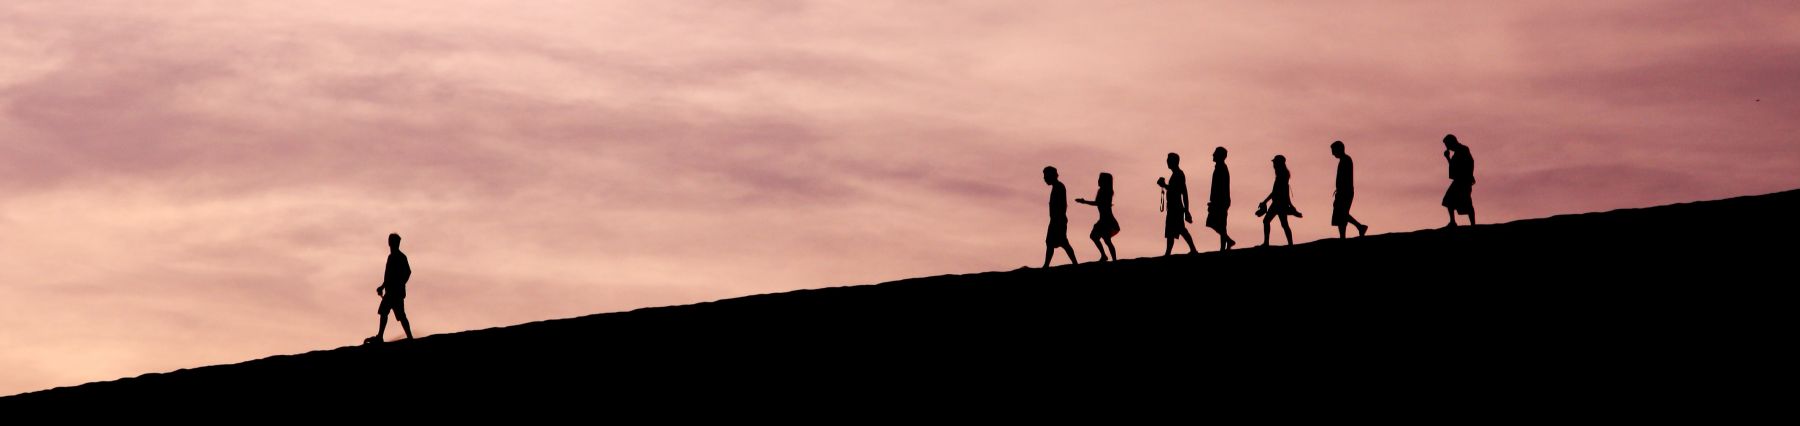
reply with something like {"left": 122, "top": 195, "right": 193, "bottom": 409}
{"left": 1075, "top": 172, "right": 1120, "bottom": 262}
{"left": 1442, "top": 134, "right": 1477, "bottom": 227}
{"left": 1206, "top": 147, "right": 1235, "bottom": 250}
{"left": 366, "top": 233, "right": 413, "bottom": 345}
{"left": 1258, "top": 155, "right": 1302, "bottom": 246}
{"left": 1042, "top": 167, "right": 1078, "bottom": 268}
{"left": 1158, "top": 153, "right": 1199, "bottom": 256}
{"left": 1330, "top": 141, "right": 1369, "bottom": 238}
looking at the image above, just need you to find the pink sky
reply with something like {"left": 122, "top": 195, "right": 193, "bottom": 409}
{"left": 3, "top": 0, "right": 1797, "bottom": 395}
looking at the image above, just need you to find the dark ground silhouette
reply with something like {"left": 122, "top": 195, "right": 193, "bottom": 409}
{"left": 5, "top": 189, "right": 1796, "bottom": 418}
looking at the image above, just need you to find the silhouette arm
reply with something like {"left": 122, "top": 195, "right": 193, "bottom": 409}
{"left": 1075, "top": 198, "right": 1096, "bottom": 206}
{"left": 1180, "top": 189, "right": 1193, "bottom": 221}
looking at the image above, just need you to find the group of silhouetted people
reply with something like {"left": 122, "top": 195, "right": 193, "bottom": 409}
{"left": 356, "top": 136, "right": 1476, "bottom": 341}
{"left": 1040, "top": 134, "right": 1474, "bottom": 267}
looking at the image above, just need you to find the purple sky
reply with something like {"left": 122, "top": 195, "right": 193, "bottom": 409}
{"left": 3, "top": 0, "right": 1797, "bottom": 395}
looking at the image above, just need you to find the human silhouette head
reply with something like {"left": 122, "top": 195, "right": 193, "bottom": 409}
{"left": 1043, "top": 166, "right": 1059, "bottom": 185}
{"left": 388, "top": 233, "right": 401, "bottom": 250}
{"left": 1443, "top": 134, "right": 1461, "bottom": 148}
{"left": 1272, "top": 155, "right": 1288, "bottom": 173}
{"left": 1331, "top": 141, "right": 1346, "bottom": 158}
{"left": 1167, "top": 153, "right": 1180, "bottom": 170}
{"left": 1213, "top": 147, "right": 1227, "bottom": 163}
{"left": 1098, "top": 172, "right": 1113, "bottom": 188}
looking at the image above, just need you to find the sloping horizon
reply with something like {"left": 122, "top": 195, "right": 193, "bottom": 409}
{"left": 3, "top": 1, "right": 1798, "bottom": 395}
{"left": 6, "top": 187, "right": 1797, "bottom": 397}
{"left": 7, "top": 187, "right": 1793, "bottom": 408}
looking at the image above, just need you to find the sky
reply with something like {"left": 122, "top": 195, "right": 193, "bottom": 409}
{"left": 2, "top": 0, "right": 1797, "bottom": 395}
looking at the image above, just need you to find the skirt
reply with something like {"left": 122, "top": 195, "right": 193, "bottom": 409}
{"left": 1089, "top": 217, "right": 1121, "bottom": 239}
{"left": 1442, "top": 180, "right": 1474, "bottom": 214}
{"left": 1267, "top": 198, "right": 1301, "bottom": 217}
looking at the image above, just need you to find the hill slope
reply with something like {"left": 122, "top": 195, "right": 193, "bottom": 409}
{"left": 6, "top": 190, "right": 1795, "bottom": 416}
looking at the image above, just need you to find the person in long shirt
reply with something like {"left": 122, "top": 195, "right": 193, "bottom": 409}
{"left": 1205, "top": 147, "right": 1235, "bottom": 251}
{"left": 1042, "top": 166, "right": 1079, "bottom": 268}
{"left": 1441, "top": 134, "right": 1477, "bottom": 227}
{"left": 1330, "top": 141, "right": 1370, "bottom": 238}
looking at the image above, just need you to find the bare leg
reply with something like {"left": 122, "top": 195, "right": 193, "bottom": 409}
{"left": 395, "top": 307, "right": 413, "bottom": 339}
{"left": 1179, "top": 230, "right": 1198, "bottom": 254}
{"left": 375, "top": 312, "right": 388, "bottom": 341}
{"left": 1446, "top": 207, "right": 1457, "bottom": 227}
{"left": 1261, "top": 214, "right": 1273, "bottom": 246}
{"left": 1165, "top": 238, "right": 1175, "bottom": 256}
{"left": 1091, "top": 237, "right": 1108, "bottom": 261}
{"left": 1061, "top": 243, "right": 1079, "bottom": 264}
{"left": 1337, "top": 224, "right": 1347, "bottom": 239}
{"left": 1280, "top": 215, "right": 1293, "bottom": 245}
{"left": 1349, "top": 216, "right": 1367, "bottom": 236}
{"left": 1103, "top": 238, "right": 1117, "bottom": 261}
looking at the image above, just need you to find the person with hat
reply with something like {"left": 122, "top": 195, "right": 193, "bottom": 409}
{"left": 1257, "top": 155, "right": 1302, "bottom": 247}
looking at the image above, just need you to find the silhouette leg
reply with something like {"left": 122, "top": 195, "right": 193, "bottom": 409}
{"left": 1103, "top": 238, "right": 1117, "bottom": 261}
{"left": 1164, "top": 238, "right": 1174, "bottom": 256}
{"left": 1349, "top": 216, "right": 1368, "bottom": 237}
{"left": 395, "top": 307, "right": 413, "bottom": 339}
{"left": 375, "top": 312, "right": 388, "bottom": 341}
{"left": 1337, "top": 224, "right": 1347, "bottom": 239}
{"left": 1279, "top": 215, "right": 1292, "bottom": 245}
{"left": 1261, "top": 215, "right": 1273, "bottom": 246}
{"left": 1215, "top": 229, "right": 1234, "bottom": 250}
{"left": 1091, "top": 237, "right": 1107, "bottom": 261}
{"left": 1180, "top": 230, "right": 1197, "bottom": 254}
{"left": 1469, "top": 210, "right": 1477, "bottom": 225}
{"left": 1061, "top": 244, "right": 1079, "bottom": 265}
{"left": 1043, "top": 247, "right": 1054, "bottom": 268}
